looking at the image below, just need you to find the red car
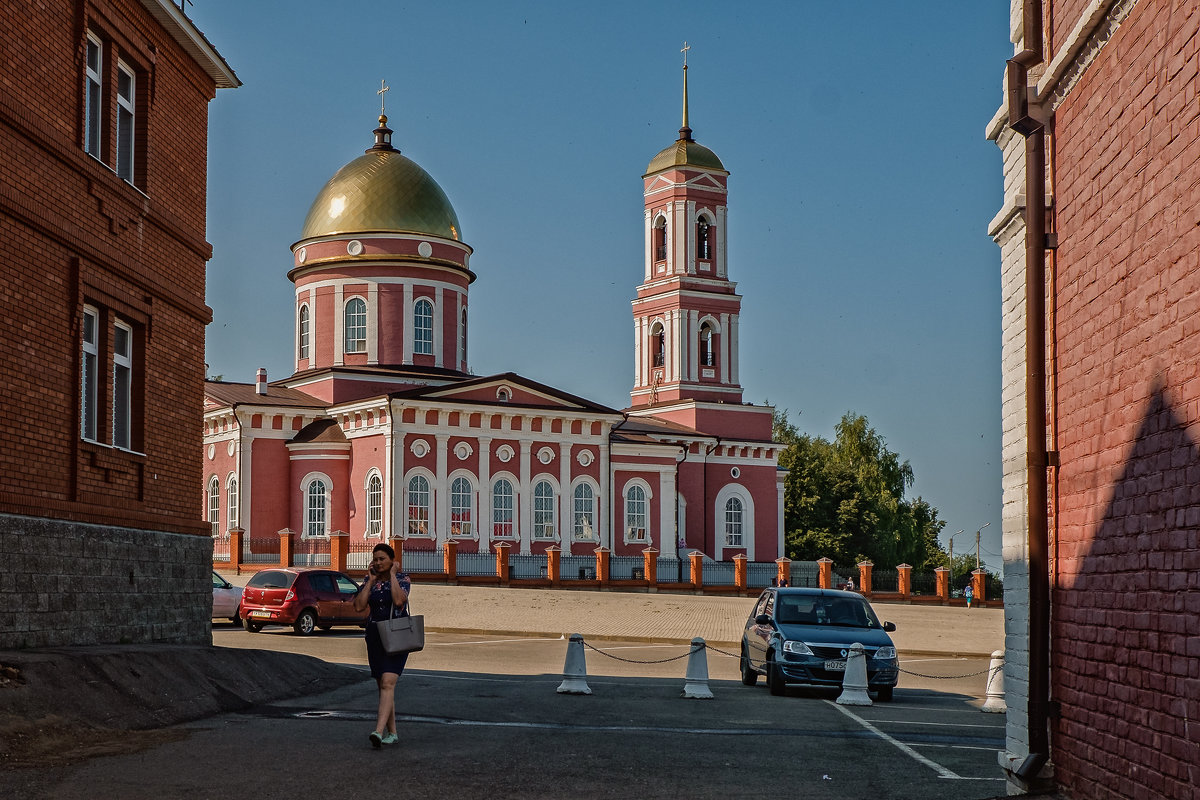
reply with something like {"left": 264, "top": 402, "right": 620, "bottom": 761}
{"left": 239, "top": 568, "right": 368, "bottom": 635}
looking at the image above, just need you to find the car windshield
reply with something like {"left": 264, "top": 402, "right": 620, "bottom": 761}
{"left": 246, "top": 570, "right": 296, "bottom": 590}
{"left": 775, "top": 595, "right": 882, "bottom": 629}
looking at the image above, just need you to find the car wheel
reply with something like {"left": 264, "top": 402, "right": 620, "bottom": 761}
{"left": 243, "top": 619, "right": 263, "bottom": 633}
{"left": 740, "top": 644, "right": 758, "bottom": 686}
{"left": 875, "top": 686, "right": 894, "bottom": 702}
{"left": 767, "top": 651, "right": 785, "bottom": 696}
{"left": 293, "top": 609, "right": 318, "bottom": 635}
{"left": 230, "top": 616, "right": 240, "bottom": 626}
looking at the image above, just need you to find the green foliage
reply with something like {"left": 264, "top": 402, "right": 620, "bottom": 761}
{"left": 774, "top": 409, "right": 948, "bottom": 569}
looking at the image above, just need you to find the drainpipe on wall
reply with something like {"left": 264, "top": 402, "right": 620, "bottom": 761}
{"left": 1006, "top": 0, "right": 1051, "bottom": 783}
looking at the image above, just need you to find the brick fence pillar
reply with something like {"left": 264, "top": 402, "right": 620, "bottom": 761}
{"left": 897, "top": 563, "right": 912, "bottom": 598}
{"left": 547, "top": 546, "right": 561, "bottom": 587}
{"left": 443, "top": 539, "right": 458, "bottom": 582}
{"left": 330, "top": 530, "right": 349, "bottom": 573}
{"left": 972, "top": 569, "right": 987, "bottom": 605}
{"left": 594, "top": 547, "right": 610, "bottom": 587}
{"left": 817, "top": 557, "right": 833, "bottom": 589}
{"left": 858, "top": 561, "right": 873, "bottom": 597}
{"left": 689, "top": 550, "right": 704, "bottom": 588}
{"left": 278, "top": 528, "right": 294, "bottom": 567}
{"left": 935, "top": 567, "right": 950, "bottom": 604}
{"left": 733, "top": 554, "right": 748, "bottom": 592}
{"left": 776, "top": 557, "right": 791, "bottom": 587}
{"left": 390, "top": 537, "right": 405, "bottom": 573}
{"left": 495, "top": 541, "right": 510, "bottom": 585}
{"left": 229, "top": 527, "right": 244, "bottom": 574}
{"left": 642, "top": 547, "right": 658, "bottom": 590}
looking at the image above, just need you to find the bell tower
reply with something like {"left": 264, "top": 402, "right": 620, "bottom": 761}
{"left": 631, "top": 50, "right": 743, "bottom": 409}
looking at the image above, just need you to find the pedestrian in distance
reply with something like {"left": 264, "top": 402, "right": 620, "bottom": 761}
{"left": 354, "top": 543, "right": 411, "bottom": 749}
{"left": 845, "top": 575, "right": 855, "bottom": 592}
{"left": 964, "top": 582, "right": 974, "bottom": 610}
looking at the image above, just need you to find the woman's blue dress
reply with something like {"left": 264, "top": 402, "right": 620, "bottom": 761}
{"left": 365, "top": 573, "right": 411, "bottom": 679}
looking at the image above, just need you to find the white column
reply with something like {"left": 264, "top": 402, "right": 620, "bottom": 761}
{"left": 391, "top": 401, "right": 405, "bottom": 536}
{"left": 688, "top": 310, "right": 699, "bottom": 382}
{"left": 367, "top": 283, "right": 379, "bottom": 365}
{"left": 478, "top": 437, "right": 492, "bottom": 550}
{"left": 382, "top": 418, "right": 392, "bottom": 538}
{"left": 664, "top": 311, "right": 674, "bottom": 383}
{"left": 664, "top": 202, "right": 674, "bottom": 274}
{"left": 716, "top": 205, "right": 728, "bottom": 278}
{"left": 659, "top": 469, "right": 673, "bottom": 556}
{"left": 433, "top": 288, "right": 444, "bottom": 369}
{"left": 435, "top": 432, "right": 449, "bottom": 545}
{"left": 777, "top": 474, "right": 786, "bottom": 561}
{"left": 634, "top": 316, "right": 644, "bottom": 389}
{"left": 402, "top": 283, "right": 414, "bottom": 365}
{"left": 686, "top": 200, "right": 697, "bottom": 275}
{"left": 240, "top": 433, "right": 252, "bottom": 538}
{"left": 333, "top": 283, "right": 345, "bottom": 366}
{"left": 673, "top": 201, "right": 686, "bottom": 275}
{"left": 644, "top": 210, "right": 653, "bottom": 282}
{"left": 720, "top": 313, "right": 730, "bottom": 384}
{"left": 599, "top": 427, "right": 610, "bottom": 549}
{"left": 519, "top": 439, "right": 532, "bottom": 555}
{"left": 559, "top": 441, "right": 572, "bottom": 554}
{"left": 730, "top": 313, "right": 740, "bottom": 384}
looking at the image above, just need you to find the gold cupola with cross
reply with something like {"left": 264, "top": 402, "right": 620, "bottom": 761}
{"left": 630, "top": 45, "right": 742, "bottom": 411}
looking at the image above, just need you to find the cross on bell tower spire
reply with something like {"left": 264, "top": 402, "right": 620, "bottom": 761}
{"left": 679, "top": 42, "right": 693, "bottom": 142}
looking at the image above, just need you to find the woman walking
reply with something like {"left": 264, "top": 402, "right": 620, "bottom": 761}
{"left": 354, "top": 543, "right": 410, "bottom": 748}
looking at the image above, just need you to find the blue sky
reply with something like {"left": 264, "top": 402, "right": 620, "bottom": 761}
{"left": 191, "top": 1, "right": 1012, "bottom": 565}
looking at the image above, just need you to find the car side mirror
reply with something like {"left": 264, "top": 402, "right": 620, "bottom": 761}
{"left": 755, "top": 614, "right": 771, "bottom": 626}
{"left": 883, "top": 621, "right": 896, "bottom": 632}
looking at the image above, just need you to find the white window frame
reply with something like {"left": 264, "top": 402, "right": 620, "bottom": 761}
{"left": 572, "top": 480, "right": 597, "bottom": 541}
{"left": 81, "top": 306, "right": 99, "bottom": 441}
{"left": 492, "top": 476, "right": 515, "bottom": 538}
{"left": 112, "top": 319, "right": 132, "bottom": 450}
{"left": 413, "top": 298, "right": 434, "bottom": 355}
{"left": 406, "top": 472, "right": 433, "bottom": 537}
{"left": 532, "top": 479, "right": 557, "bottom": 541}
{"left": 724, "top": 496, "right": 743, "bottom": 547}
{"left": 301, "top": 472, "right": 332, "bottom": 539}
{"left": 714, "top": 483, "right": 755, "bottom": 558}
{"left": 344, "top": 297, "right": 367, "bottom": 353}
{"left": 115, "top": 61, "right": 135, "bottom": 183}
{"left": 298, "top": 304, "right": 310, "bottom": 361}
{"left": 207, "top": 476, "right": 220, "bottom": 536}
{"left": 623, "top": 479, "right": 652, "bottom": 544}
{"left": 449, "top": 474, "right": 474, "bottom": 538}
{"left": 459, "top": 306, "right": 467, "bottom": 368}
{"left": 226, "top": 473, "right": 239, "bottom": 532}
{"left": 84, "top": 33, "right": 103, "bottom": 159}
{"left": 365, "top": 470, "right": 383, "bottom": 537}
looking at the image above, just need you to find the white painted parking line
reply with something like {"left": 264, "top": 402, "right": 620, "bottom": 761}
{"left": 826, "top": 700, "right": 961, "bottom": 779}
{"left": 870, "top": 719, "right": 1003, "bottom": 730}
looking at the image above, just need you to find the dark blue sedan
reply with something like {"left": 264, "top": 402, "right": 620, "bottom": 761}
{"left": 740, "top": 587, "right": 899, "bottom": 701}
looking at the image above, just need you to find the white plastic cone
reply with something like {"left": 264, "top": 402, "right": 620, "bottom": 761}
{"left": 681, "top": 637, "right": 714, "bottom": 699}
{"left": 981, "top": 650, "right": 1006, "bottom": 713}
{"left": 835, "top": 642, "right": 872, "bottom": 706}
{"left": 556, "top": 633, "right": 592, "bottom": 695}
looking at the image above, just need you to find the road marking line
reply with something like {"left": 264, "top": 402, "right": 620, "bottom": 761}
{"left": 870, "top": 719, "right": 1002, "bottom": 730}
{"left": 826, "top": 700, "right": 961, "bottom": 779}
{"left": 908, "top": 742, "right": 1004, "bottom": 752}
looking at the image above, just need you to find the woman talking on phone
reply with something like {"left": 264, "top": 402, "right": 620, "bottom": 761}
{"left": 354, "top": 543, "right": 410, "bottom": 749}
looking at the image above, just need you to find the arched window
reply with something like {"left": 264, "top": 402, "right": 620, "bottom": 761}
{"left": 697, "top": 218, "right": 712, "bottom": 260}
{"left": 366, "top": 473, "right": 383, "bottom": 536}
{"left": 414, "top": 299, "right": 434, "bottom": 355}
{"left": 573, "top": 483, "right": 595, "bottom": 541}
{"left": 651, "top": 323, "right": 665, "bottom": 368}
{"left": 207, "top": 476, "right": 220, "bottom": 535}
{"left": 344, "top": 297, "right": 366, "bottom": 353}
{"left": 492, "top": 478, "right": 514, "bottom": 538}
{"left": 533, "top": 480, "right": 555, "bottom": 540}
{"left": 407, "top": 474, "right": 430, "bottom": 536}
{"left": 305, "top": 479, "right": 328, "bottom": 538}
{"left": 451, "top": 476, "right": 473, "bottom": 537}
{"left": 226, "top": 474, "right": 239, "bottom": 532}
{"left": 654, "top": 217, "right": 668, "bottom": 262}
{"left": 699, "top": 322, "right": 715, "bottom": 367}
{"left": 724, "top": 497, "right": 743, "bottom": 546}
{"left": 625, "top": 485, "right": 647, "bottom": 542}
{"left": 298, "top": 305, "right": 310, "bottom": 361}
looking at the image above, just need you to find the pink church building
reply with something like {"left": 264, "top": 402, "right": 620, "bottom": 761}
{"left": 204, "top": 71, "right": 785, "bottom": 565}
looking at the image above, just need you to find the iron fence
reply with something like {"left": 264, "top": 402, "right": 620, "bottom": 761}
{"left": 509, "top": 554, "right": 546, "bottom": 579}
{"left": 702, "top": 560, "right": 735, "bottom": 585}
{"left": 657, "top": 556, "right": 683, "bottom": 583}
{"left": 871, "top": 567, "right": 898, "bottom": 594}
{"left": 212, "top": 537, "right": 230, "bottom": 562}
{"left": 244, "top": 538, "right": 281, "bottom": 564}
{"left": 789, "top": 562, "right": 820, "bottom": 587}
{"left": 832, "top": 565, "right": 859, "bottom": 589}
{"left": 347, "top": 542, "right": 373, "bottom": 571}
{"left": 909, "top": 569, "right": 938, "bottom": 596}
{"left": 293, "top": 536, "right": 330, "bottom": 567}
{"left": 984, "top": 572, "right": 1003, "bottom": 599}
{"left": 610, "top": 555, "right": 645, "bottom": 580}
{"left": 746, "top": 561, "right": 776, "bottom": 588}
{"left": 404, "top": 547, "right": 445, "bottom": 574}
{"left": 560, "top": 554, "right": 595, "bottom": 581}
{"left": 456, "top": 551, "right": 495, "bottom": 577}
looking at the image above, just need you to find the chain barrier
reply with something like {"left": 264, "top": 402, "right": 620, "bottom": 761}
{"left": 897, "top": 662, "right": 1003, "bottom": 680}
{"left": 581, "top": 640, "right": 702, "bottom": 665}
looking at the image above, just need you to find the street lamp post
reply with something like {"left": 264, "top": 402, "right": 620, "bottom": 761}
{"left": 975, "top": 521, "right": 990, "bottom": 572}
{"left": 948, "top": 529, "right": 965, "bottom": 587}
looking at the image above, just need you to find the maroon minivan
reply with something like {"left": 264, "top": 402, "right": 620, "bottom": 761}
{"left": 239, "top": 568, "right": 368, "bottom": 635}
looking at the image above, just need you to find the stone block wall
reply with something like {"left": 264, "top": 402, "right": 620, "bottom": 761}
{"left": 0, "top": 514, "right": 212, "bottom": 649}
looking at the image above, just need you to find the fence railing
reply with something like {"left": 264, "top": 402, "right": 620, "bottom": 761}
{"left": 243, "top": 538, "right": 281, "bottom": 564}
{"left": 560, "top": 554, "right": 595, "bottom": 581}
{"left": 293, "top": 536, "right": 330, "bottom": 568}
{"left": 702, "top": 560, "right": 736, "bottom": 586}
{"left": 404, "top": 548, "right": 445, "bottom": 574}
{"left": 871, "top": 567, "right": 898, "bottom": 594}
{"left": 456, "top": 551, "right": 494, "bottom": 577}
{"left": 212, "top": 537, "right": 230, "bottom": 562}
{"left": 609, "top": 555, "right": 645, "bottom": 580}
{"left": 910, "top": 569, "right": 938, "bottom": 596}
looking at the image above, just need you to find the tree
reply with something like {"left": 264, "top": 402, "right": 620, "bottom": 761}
{"left": 774, "top": 410, "right": 947, "bottom": 568}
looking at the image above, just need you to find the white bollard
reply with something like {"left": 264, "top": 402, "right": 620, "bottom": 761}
{"left": 835, "top": 642, "right": 872, "bottom": 706}
{"left": 556, "top": 633, "right": 592, "bottom": 695}
{"left": 981, "top": 650, "right": 1006, "bottom": 713}
{"left": 681, "top": 637, "right": 714, "bottom": 699}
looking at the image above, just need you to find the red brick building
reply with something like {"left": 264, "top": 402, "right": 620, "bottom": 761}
{"left": 990, "top": 1, "right": 1199, "bottom": 796}
{"left": 0, "top": 0, "right": 236, "bottom": 647}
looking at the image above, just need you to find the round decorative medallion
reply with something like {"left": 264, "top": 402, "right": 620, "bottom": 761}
{"left": 207, "top": 444, "right": 215, "bottom": 460}
{"left": 455, "top": 442, "right": 473, "bottom": 460}
{"left": 346, "top": 239, "right": 363, "bottom": 256}
{"left": 731, "top": 467, "right": 741, "bottom": 479}
{"left": 410, "top": 439, "right": 429, "bottom": 458}
{"left": 226, "top": 440, "right": 236, "bottom": 457}
{"left": 496, "top": 444, "right": 514, "bottom": 463}
{"left": 576, "top": 449, "right": 594, "bottom": 467}
{"left": 296, "top": 247, "right": 307, "bottom": 264}
{"left": 537, "top": 447, "right": 555, "bottom": 465}
{"left": 417, "top": 241, "right": 433, "bottom": 258}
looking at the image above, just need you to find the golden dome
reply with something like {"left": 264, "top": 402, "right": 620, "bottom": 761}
{"left": 299, "top": 148, "right": 462, "bottom": 242}
{"left": 644, "top": 139, "right": 727, "bottom": 176}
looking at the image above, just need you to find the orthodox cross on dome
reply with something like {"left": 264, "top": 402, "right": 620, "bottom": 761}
{"left": 681, "top": 41, "right": 690, "bottom": 67}
{"left": 678, "top": 42, "right": 693, "bottom": 142}
{"left": 370, "top": 79, "right": 397, "bottom": 152}
{"left": 378, "top": 79, "right": 390, "bottom": 115}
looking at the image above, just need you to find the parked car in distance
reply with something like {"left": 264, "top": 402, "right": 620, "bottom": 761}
{"left": 239, "top": 568, "right": 367, "bottom": 635}
{"left": 740, "top": 587, "right": 899, "bottom": 701}
{"left": 212, "top": 571, "right": 243, "bottom": 626}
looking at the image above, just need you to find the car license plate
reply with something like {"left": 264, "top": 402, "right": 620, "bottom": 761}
{"left": 250, "top": 610, "right": 271, "bottom": 619}
{"left": 824, "top": 660, "right": 847, "bottom": 671}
